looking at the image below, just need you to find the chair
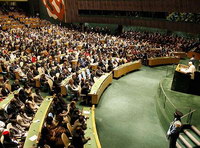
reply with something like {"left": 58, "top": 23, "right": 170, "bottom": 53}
{"left": 61, "top": 133, "right": 70, "bottom": 148}
{"left": 43, "top": 144, "right": 51, "bottom": 148}
{"left": 6, "top": 123, "right": 12, "bottom": 131}
{"left": 63, "top": 115, "right": 70, "bottom": 123}
{"left": 47, "top": 78, "right": 53, "bottom": 92}
{"left": 67, "top": 123, "right": 73, "bottom": 136}
{"left": 1, "top": 135, "right": 4, "bottom": 144}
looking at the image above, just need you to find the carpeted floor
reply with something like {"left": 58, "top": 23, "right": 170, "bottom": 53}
{"left": 95, "top": 65, "right": 177, "bottom": 148}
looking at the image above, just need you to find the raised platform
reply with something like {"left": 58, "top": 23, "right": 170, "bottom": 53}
{"left": 156, "top": 78, "right": 200, "bottom": 132}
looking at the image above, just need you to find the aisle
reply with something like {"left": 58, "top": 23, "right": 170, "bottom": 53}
{"left": 95, "top": 65, "right": 173, "bottom": 148}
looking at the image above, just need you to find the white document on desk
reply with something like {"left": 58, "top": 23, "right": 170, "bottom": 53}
{"left": 29, "top": 135, "right": 38, "bottom": 141}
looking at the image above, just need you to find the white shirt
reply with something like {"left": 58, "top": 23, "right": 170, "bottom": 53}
{"left": 186, "top": 64, "right": 196, "bottom": 79}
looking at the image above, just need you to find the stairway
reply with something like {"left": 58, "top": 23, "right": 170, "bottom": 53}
{"left": 176, "top": 125, "right": 200, "bottom": 148}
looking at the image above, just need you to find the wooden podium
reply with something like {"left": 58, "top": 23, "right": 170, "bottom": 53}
{"left": 171, "top": 64, "right": 200, "bottom": 95}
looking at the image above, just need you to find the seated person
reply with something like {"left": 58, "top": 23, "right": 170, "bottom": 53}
{"left": 48, "top": 126, "right": 67, "bottom": 148}
{"left": 52, "top": 94, "right": 67, "bottom": 115}
{"left": 73, "top": 115, "right": 87, "bottom": 131}
{"left": 11, "top": 80, "right": 20, "bottom": 91}
{"left": 2, "top": 130, "right": 19, "bottom": 148}
{"left": 98, "top": 59, "right": 106, "bottom": 72}
{"left": 72, "top": 74, "right": 80, "bottom": 87}
{"left": 81, "top": 81, "right": 91, "bottom": 104}
{"left": 18, "top": 87, "right": 28, "bottom": 104}
{"left": 13, "top": 94, "right": 25, "bottom": 108}
{"left": 67, "top": 79, "right": 80, "bottom": 100}
{"left": 107, "top": 60, "right": 114, "bottom": 72}
{"left": 71, "top": 127, "right": 90, "bottom": 148}
{"left": 0, "top": 109, "right": 10, "bottom": 124}
{"left": 81, "top": 81, "right": 91, "bottom": 96}
{"left": 8, "top": 120, "right": 26, "bottom": 137}
{"left": 67, "top": 101, "right": 78, "bottom": 117}
{"left": 31, "top": 88, "right": 43, "bottom": 104}
{"left": 96, "top": 67, "right": 104, "bottom": 77}
{"left": 1, "top": 84, "right": 10, "bottom": 97}
{"left": 16, "top": 109, "right": 31, "bottom": 129}
{"left": 70, "top": 109, "right": 80, "bottom": 126}
{"left": 26, "top": 96, "right": 39, "bottom": 112}
{"left": 40, "top": 74, "right": 49, "bottom": 92}
{"left": 6, "top": 99, "right": 21, "bottom": 116}
{"left": 45, "top": 116, "right": 57, "bottom": 130}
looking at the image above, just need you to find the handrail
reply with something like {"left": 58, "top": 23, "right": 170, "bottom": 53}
{"left": 159, "top": 79, "right": 176, "bottom": 109}
{"left": 159, "top": 78, "right": 197, "bottom": 124}
{"left": 181, "top": 109, "right": 196, "bottom": 119}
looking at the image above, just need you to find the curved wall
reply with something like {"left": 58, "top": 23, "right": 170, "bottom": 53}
{"left": 37, "top": 0, "right": 200, "bottom": 34}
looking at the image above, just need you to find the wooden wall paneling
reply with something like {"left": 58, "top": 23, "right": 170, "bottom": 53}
{"left": 149, "top": 20, "right": 155, "bottom": 28}
{"left": 103, "top": 0, "right": 109, "bottom": 10}
{"left": 92, "top": 1, "right": 96, "bottom": 10}
{"left": 119, "top": 1, "right": 124, "bottom": 11}
{"left": 145, "top": 0, "right": 150, "bottom": 11}
{"left": 78, "top": 0, "right": 200, "bottom": 13}
{"left": 142, "top": 20, "right": 147, "bottom": 27}
{"left": 156, "top": 0, "right": 163, "bottom": 12}
{"left": 152, "top": 0, "right": 159, "bottom": 12}
{"left": 189, "top": 0, "right": 200, "bottom": 12}
{"left": 167, "top": 0, "right": 173, "bottom": 12}
{"left": 175, "top": 0, "right": 181, "bottom": 12}
{"left": 147, "top": 0, "right": 153, "bottom": 12}
{"left": 82, "top": 1, "right": 86, "bottom": 9}
{"left": 181, "top": 0, "right": 187, "bottom": 12}
{"left": 148, "top": 19, "right": 153, "bottom": 28}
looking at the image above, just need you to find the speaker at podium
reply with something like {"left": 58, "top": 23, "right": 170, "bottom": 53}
{"left": 171, "top": 64, "right": 200, "bottom": 95}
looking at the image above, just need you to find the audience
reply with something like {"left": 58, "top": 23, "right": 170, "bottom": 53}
{"left": 0, "top": 5, "right": 199, "bottom": 148}
{"left": 167, "top": 12, "right": 200, "bottom": 24}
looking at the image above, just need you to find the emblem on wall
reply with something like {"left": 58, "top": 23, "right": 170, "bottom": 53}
{"left": 42, "top": 0, "right": 65, "bottom": 21}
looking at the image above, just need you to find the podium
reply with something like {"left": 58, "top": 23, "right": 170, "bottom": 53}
{"left": 171, "top": 64, "right": 200, "bottom": 95}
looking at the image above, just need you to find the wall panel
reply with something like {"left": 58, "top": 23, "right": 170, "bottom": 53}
{"left": 39, "top": 0, "right": 200, "bottom": 34}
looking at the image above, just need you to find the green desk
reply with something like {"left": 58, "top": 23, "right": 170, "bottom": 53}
{"left": 0, "top": 93, "right": 14, "bottom": 109}
{"left": 89, "top": 73, "right": 112, "bottom": 105}
{"left": 23, "top": 97, "right": 53, "bottom": 148}
{"left": 83, "top": 106, "right": 101, "bottom": 148}
{"left": 0, "top": 89, "right": 20, "bottom": 109}
{"left": 113, "top": 60, "right": 141, "bottom": 78}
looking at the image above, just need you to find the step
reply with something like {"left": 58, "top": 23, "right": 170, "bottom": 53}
{"left": 191, "top": 126, "right": 200, "bottom": 137}
{"left": 184, "top": 129, "right": 200, "bottom": 146}
{"left": 177, "top": 138, "right": 187, "bottom": 148}
{"left": 179, "top": 133, "right": 196, "bottom": 148}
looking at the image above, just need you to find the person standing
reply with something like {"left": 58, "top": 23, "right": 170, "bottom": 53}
{"left": 186, "top": 62, "right": 196, "bottom": 79}
{"left": 167, "top": 111, "right": 183, "bottom": 148}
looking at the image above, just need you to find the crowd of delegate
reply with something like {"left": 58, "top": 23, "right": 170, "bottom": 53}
{"left": 0, "top": 5, "right": 200, "bottom": 148}
{"left": 167, "top": 12, "right": 200, "bottom": 24}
